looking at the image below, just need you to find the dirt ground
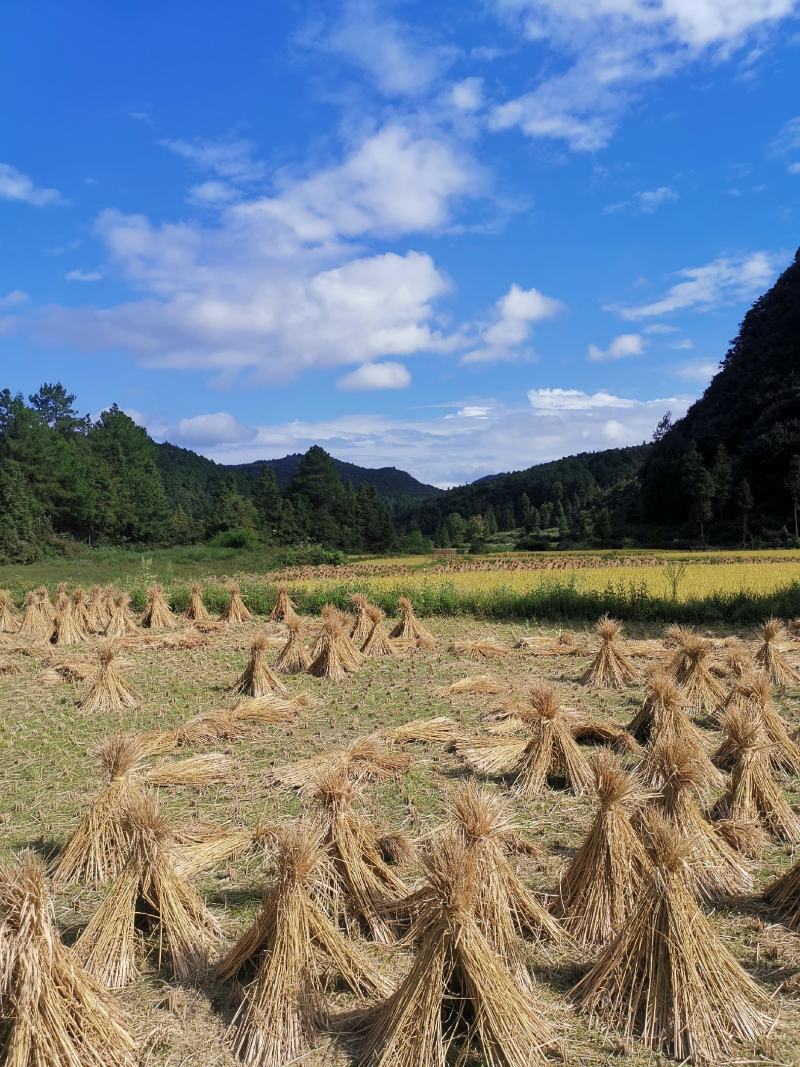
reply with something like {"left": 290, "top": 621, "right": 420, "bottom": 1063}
{"left": 1, "top": 615, "right": 799, "bottom": 1066}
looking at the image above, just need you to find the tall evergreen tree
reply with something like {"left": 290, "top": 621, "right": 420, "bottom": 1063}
{"left": 681, "top": 443, "right": 714, "bottom": 544}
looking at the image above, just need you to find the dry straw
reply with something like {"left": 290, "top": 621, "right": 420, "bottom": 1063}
{"left": 449, "top": 637, "right": 510, "bottom": 660}
{"left": 75, "top": 792, "right": 220, "bottom": 987}
{"left": 231, "top": 634, "right": 286, "bottom": 697}
{"left": 141, "top": 583, "right": 178, "bottom": 629}
{"left": 275, "top": 617, "right": 311, "bottom": 673}
{"left": 219, "top": 822, "right": 389, "bottom": 1067}
{"left": 350, "top": 592, "right": 374, "bottom": 644}
{"left": 269, "top": 734, "right": 410, "bottom": 791}
{"left": 80, "top": 643, "right": 140, "bottom": 714}
{"left": 51, "top": 600, "right": 87, "bottom": 645}
{"left": 220, "top": 582, "right": 252, "bottom": 623}
{"left": 764, "top": 852, "right": 800, "bottom": 932}
{"left": 0, "top": 852, "right": 136, "bottom": 1066}
{"left": 667, "top": 631, "right": 725, "bottom": 713}
{"left": 651, "top": 740, "right": 752, "bottom": 901}
{"left": 269, "top": 586, "right": 298, "bottom": 623}
{"left": 0, "top": 589, "right": 19, "bottom": 633}
{"left": 308, "top": 610, "right": 363, "bottom": 679}
{"left": 389, "top": 596, "right": 436, "bottom": 649}
{"left": 713, "top": 674, "right": 800, "bottom": 776}
{"left": 632, "top": 673, "right": 724, "bottom": 791}
{"left": 184, "top": 581, "right": 211, "bottom": 621}
{"left": 361, "top": 605, "right": 397, "bottom": 656}
{"left": 105, "top": 592, "right": 139, "bottom": 638}
{"left": 383, "top": 716, "right": 462, "bottom": 746}
{"left": 459, "top": 680, "right": 594, "bottom": 797}
{"left": 18, "top": 590, "right": 51, "bottom": 641}
{"left": 581, "top": 615, "right": 638, "bottom": 688}
{"left": 754, "top": 616, "right": 800, "bottom": 686}
{"left": 571, "top": 813, "right": 774, "bottom": 1064}
{"left": 356, "top": 835, "right": 557, "bottom": 1067}
{"left": 713, "top": 709, "right": 800, "bottom": 843}
{"left": 554, "top": 750, "right": 651, "bottom": 946}
{"left": 441, "top": 674, "right": 503, "bottom": 695}
{"left": 37, "top": 585, "right": 55, "bottom": 621}
{"left": 86, "top": 584, "right": 107, "bottom": 632}
{"left": 312, "top": 770, "right": 408, "bottom": 943}
{"left": 72, "top": 586, "right": 92, "bottom": 632}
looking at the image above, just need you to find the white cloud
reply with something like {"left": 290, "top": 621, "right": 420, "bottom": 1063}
{"left": 177, "top": 412, "right": 256, "bottom": 445}
{"left": 489, "top": 2, "right": 796, "bottom": 151}
{"left": 675, "top": 359, "right": 719, "bottom": 381}
{"left": 188, "top": 181, "right": 238, "bottom": 204}
{"left": 173, "top": 388, "right": 692, "bottom": 485}
{"left": 618, "top": 250, "right": 785, "bottom": 319}
{"left": 0, "top": 289, "right": 29, "bottom": 308}
{"left": 160, "top": 136, "right": 265, "bottom": 183}
{"left": 643, "top": 322, "right": 678, "bottom": 334}
{"left": 772, "top": 115, "right": 800, "bottom": 155}
{"left": 636, "top": 186, "right": 678, "bottom": 212}
{"left": 672, "top": 338, "right": 694, "bottom": 350}
{"left": 789, "top": 162, "right": 800, "bottom": 175}
{"left": 337, "top": 361, "right": 411, "bottom": 390}
{"left": 587, "top": 332, "right": 644, "bottom": 362}
{"left": 0, "top": 163, "right": 61, "bottom": 206}
{"left": 463, "top": 283, "right": 563, "bottom": 362}
{"left": 302, "top": 0, "right": 452, "bottom": 97}
{"left": 239, "top": 124, "right": 483, "bottom": 243}
{"left": 66, "top": 269, "right": 102, "bottom": 282}
{"left": 451, "top": 77, "right": 485, "bottom": 112}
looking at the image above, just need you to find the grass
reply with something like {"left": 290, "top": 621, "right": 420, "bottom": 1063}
{"left": 1, "top": 613, "right": 799, "bottom": 1065}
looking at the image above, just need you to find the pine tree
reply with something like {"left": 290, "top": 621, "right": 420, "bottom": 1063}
{"left": 253, "top": 464, "right": 283, "bottom": 538}
{"left": 0, "top": 458, "right": 46, "bottom": 562}
{"left": 594, "top": 507, "right": 613, "bottom": 542}
{"left": 710, "top": 444, "right": 733, "bottom": 522}
{"left": 737, "top": 479, "right": 754, "bottom": 547}
{"left": 681, "top": 443, "right": 714, "bottom": 545}
{"left": 785, "top": 454, "right": 800, "bottom": 540}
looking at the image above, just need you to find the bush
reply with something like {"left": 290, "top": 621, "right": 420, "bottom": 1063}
{"left": 209, "top": 527, "right": 262, "bottom": 550}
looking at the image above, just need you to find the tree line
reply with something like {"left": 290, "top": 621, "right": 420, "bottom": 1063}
{"left": 0, "top": 384, "right": 399, "bottom": 562}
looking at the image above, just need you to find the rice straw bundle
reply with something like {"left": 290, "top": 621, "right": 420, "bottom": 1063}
{"left": 631, "top": 674, "right": 724, "bottom": 790}
{"left": 312, "top": 770, "right": 408, "bottom": 943}
{"left": 449, "top": 637, "right": 510, "bottom": 660}
{"left": 754, "top": 616, "right": 800, "bottom": 686}
{"left": 86, "top": 585, "right": 107, "bottom": 632}
{"left": 104, "top": 593, "right": 138, "bottom": 639}
{"left": 0, "top": 589, "right": 19, "bottom": 632}
{"left": 270, "top": 735, "right": 410, "bottom": 791}
{"left": 764, "top": 853, "right": 800, "bottom": 932}
{"left": 231, "top": 634, "right": 286, "bottom": 697}
{"left": 101, "top": 585, "right": 117, "bottom": 626}
{"left": 171, "top": 822, "right": 259, "bottom": 879}
{"left": 141, "top": 751, "right": 237, "bottom": 788}
{"left": 79, "top": 644, "right": 140, "bottom": 714}
{"left": 275, "top": 616, "right": 311, "bottom": 673}
{"left": 71, "top": 586, "right": 92, "bottom": 632}
{"left": 383, "top": 716, "right": 462, "bottom": 746}
{"left": 75, "top": 792, "right": 220, "bottom": 987}
{"left": 667, "top": 632, "right": 725, "bottom": 713}
{"left": 389, "top": 596, "right": 436, "bottom": 649}
{"left": 554, "top": 751, "right": 651, "bottom": 946}
{"left": 725, "top": 640, "right": 751, "bottom": 679}
{"left": 219, "top": 822, "right": 389, "bottom": 1067}
{"left": 141, "top": 583, "right": 178, "bottom": 629}
{"left": 51, "top": 600, "right": 86, "bottom": 645}
{"left": 55, "top": 582, "right": 69, "bottom": 612}
{"left": 571, "top": 814, "right": 774, "bottom": 1064}
{"left": 713, "top": 674, "right": 800, "bottom": 776}
{"left": 0, "top": 852, "right": 136, "bottom": 1066}
{"left": 219, "top": 582, "right": 252, "bottom": 623}
{"left": 458, "top": 681, "right": 594, "bottom": 797}
{"left": 441, "top": 674, "right": 503, "bottom": 695}
{"left": 18, "top": 590, "right": 51, "bottom": 640}
{"left": 581, "top": 615, "right": 638, "bottom": 688}
{"left": 308, "top": 612, "right": 363, "bottom": 679}
{"left": 713, "top": 709, "right": 800, "bottom": 843}
{"left": 651, "top": 740, "right": 752, "bottom": 900}
{"left": 571, "top": 719, "right": 641, "bottom": 755}
{"left": 356, "top": 835, "right": 557, "bottom": 1067}
{"left": 269, "top": 586, "right": 298, "bottom": 623}
{"left": 51, "top": 658, "right": 95, "bottom": 682}
{"left": 361, "top": 605, "right": 397, "bottom": 656}
{"left": 350, "top": 593, "right": 374, "bottom": 644}
{"left": 184, "top": 581, "right": 210, "bottom": 621}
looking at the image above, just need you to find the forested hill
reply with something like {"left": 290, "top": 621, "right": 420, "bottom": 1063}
{"left": 638, "top": 248, "right": 800, "bottom": 543}
{"left": 403, "top": 445, "right": 649, "bottom": 542}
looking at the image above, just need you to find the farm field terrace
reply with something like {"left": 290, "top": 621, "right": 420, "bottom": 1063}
{"left": 1, "top": 605, "right": 800, "bottom": 1066}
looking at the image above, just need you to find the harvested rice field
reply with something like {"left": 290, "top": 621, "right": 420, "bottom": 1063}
{"left": 2, "top": 588, "right": 800, "bottom": 1066}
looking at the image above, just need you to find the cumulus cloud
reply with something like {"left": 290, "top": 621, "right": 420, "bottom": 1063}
{"left": 0, "top": 163, "right": 62, "bottom": 206}
{"left": 618, "top": 250, "right": 785, "bottom": 319}
{"left": 587, "top": 333, "right": 644, "bottom": 362}
{"left": 169, "top": 388, "right": 691, "bottom": 485}
{"left": 450, "top": 77, "right": 485, "bottom": 112}
{"left": 177, "top": 411, "right": 257, "bottom": 445}
{"left": 337, "top": 361, "right": 411, "bottom": 390}
{"left": 37, "top": 121, "right": 488, "bottom": 382}
{"left": 489, "top": 1, "right": 796, "bottom": 151}
{"left": 301, "top": 0, "right": 453, "bottom": 97}
{"left": 636, "top": 186, "right": 679, "bottom": 211}
{"left": 675, "top": 359, "right": 719, "bottom": 381}
{"left": 463, "top": 283, "right": 563, "bottom": 362}
{"left": 160, "top": 136, "right": 265, "bottom": 183}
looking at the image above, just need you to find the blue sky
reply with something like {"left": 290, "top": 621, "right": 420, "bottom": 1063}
{"left": 1, "top": 0, "right": 798, "bottom": 486}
